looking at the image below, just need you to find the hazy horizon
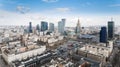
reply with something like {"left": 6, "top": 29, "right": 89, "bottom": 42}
{"left": 0, "top": 0, "right": 120, "bottom": 27}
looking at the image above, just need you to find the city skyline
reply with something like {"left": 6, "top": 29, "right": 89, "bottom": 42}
{"left": 0, "top": 0, "right": 120, "bottom": 27}
{"left": 0, "top": 0, "right": 120, "bottom": 67}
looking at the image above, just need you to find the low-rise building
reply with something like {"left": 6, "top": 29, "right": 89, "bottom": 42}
{"left": 1, "top": 41, "right": 46, "bottom": 64}
{"left": 79, "top": 41, "right": 113, "bottom": 58}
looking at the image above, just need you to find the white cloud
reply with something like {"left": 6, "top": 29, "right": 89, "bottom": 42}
{"left": 0, "top": 9, "right": 59, "bottom": 26}
{"left": 0, "top": 9, "right": 120, "bottom": 27}
{"left": 109, "top": 4, "right": 120, "bottom": 7}
{"left": 42, "top": 0, "right": 58, "bottom": 3}
{"left": 55, "top": 7, "right": 70, "bottom": 12}
{"left": 16, "top": 5, "right": 30, "bottom": 14}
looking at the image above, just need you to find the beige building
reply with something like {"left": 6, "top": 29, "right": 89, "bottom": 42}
{"left": 1, "top": 42, "right": 46, "bottom": 64}
{"left": 80, "top": 41, "right": 113, "bottom": 57}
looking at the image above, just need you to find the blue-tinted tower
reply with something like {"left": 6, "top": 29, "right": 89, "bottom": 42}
{"left": 29, "top": 22, "right": 32, "bottom": 33}
{"left": 41, "top": 21, "right": 48, "bottom": 31}
{"left": 100, "top": 27, "right": 107, "bottom": 43}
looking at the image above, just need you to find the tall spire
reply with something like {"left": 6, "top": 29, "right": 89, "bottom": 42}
{"left": 75, "top": 19, "right": 81, "bottom": 35}
{"left": 77, "top": 19, "right": 80, "bottom": 25}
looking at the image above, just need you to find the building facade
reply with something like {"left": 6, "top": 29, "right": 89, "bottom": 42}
{"left": 36, "top": 24, "right": 40, "bottom": 32}
{"left": 108, "top": 21, "right": 114, "bottom": 40}
{"left": 75, "top": 19, "right": 81, "bottom": 35}
{"left": 2, "top": 45, "right": 46, "bottom": 64}
{"left": 100, "top": 27, "right": 107, "bottom": 43}
{"left": 49, "top": 23, "right": 54, "bottom": 32}
{"left": 58, "top": 19, "right": 66, "bottom": 35}
{"left": 29, "top": 22, "right": 32, "bottom": 33}
{"left": 41, "top": 21, "right": 48, "bottom": 32}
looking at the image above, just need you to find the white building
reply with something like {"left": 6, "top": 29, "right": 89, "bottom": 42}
{"left": 1, "top": 44, "right": 46, "bottom": 64}
{"left": 80, "top": 41, "right": 113, "bottom": 57}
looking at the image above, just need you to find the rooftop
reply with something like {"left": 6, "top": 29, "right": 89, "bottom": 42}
{"left": 3, "top": 41, "right": 41, "bottom": 55}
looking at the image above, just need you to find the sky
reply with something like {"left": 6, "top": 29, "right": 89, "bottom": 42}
{"left": 0, "top": 0, "right": 120, "bottom": 27}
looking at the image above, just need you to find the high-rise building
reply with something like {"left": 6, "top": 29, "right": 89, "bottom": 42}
{"left": 29, "top": 22, "right": 32, "bottom": 33}
{"left": 100, "top": 27, "right": 107, "bottom": 43}
{"left": 75, "top": 19, "right": 81, "bottom": 35}
{"left": 108, "top": 20, "right": 114, "bottom": 40}
{"left": 58, "top": 19, "right": 66, "bottom": 34}
{"left": 36, "top": 24, "right": 40, "bottom": 32}
{"left": 58, "top": 21, "right": 62, "bottom": 33}
{"left": 41, "top": 21, "right": 48, "bottom": 31}
{"left": 62, "top": 19, "right": 66, "bottom": 28}
{"left": 49, "top": 23, "right": 54, "bottom": 32}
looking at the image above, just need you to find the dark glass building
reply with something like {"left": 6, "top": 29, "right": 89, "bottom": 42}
{"left": 108, "top": 21, "right": 114, "bottom": 40}
{"left": 29, "top": 22, "right": 32, "bottom": 33}
{"left": 100, "top": 27, "right": 107, "bottom": 43}
{"left": 41, "top": 21, "right": 48, "bottom": 31}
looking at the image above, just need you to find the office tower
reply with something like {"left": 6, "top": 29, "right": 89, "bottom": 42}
{"left": 62, "top": 19, "right": 66, "bottom": 28}
{"left": 100, "top": 27, "right": 107, "bottom": 43}
{"left": 49, "top": 23, "right": 54, "bottom": 32}
{"left": 29, "top": 22, "right": 32, "bottom": 33}
{"left": 36, "top": 24, "right": 40, "bottom": 32}
{"left": 41, "top": 21, "right": 48, "bottom": 31}
{"left": 75, "top": 19, "right": 81, "bottom": 35}
{"left": 58, "top": 21, "right": 62, "bottom": 33}
{"left": 108, "top": 20, "right": 114, "bottom": 40}
{"left": 58, "top": 19, "right": 66, "bottom": 34}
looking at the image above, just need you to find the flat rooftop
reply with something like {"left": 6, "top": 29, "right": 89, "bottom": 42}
{"left": 3, "top": 42, "right": 42, "bottom": 55}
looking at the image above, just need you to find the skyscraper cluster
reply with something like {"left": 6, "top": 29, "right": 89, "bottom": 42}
{"left": 28, "top": 19, "right": 66, "bottom": 35}
{"left": 100, "top": 19, "right": 115, "bottom": 43}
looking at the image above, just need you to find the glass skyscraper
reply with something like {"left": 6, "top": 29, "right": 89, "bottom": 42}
{"left": 36, "top": 24, "right": 40, "bottom": 32}
{"left": 100, "top": 27, "right": 107, "bottom": 43}
{"left": 29, "top": 22, "right": 32, "bottom": 33}
{"left": 108, "top": 21, "right": 114, "bottom": 40}
{"left": 58, "top": 19, "right": 66, "bottom": 35}
{"left": 41, "top": 21, "right": 48, "bottom": 32}
{"left": 49, "top": 23, "right": 54, "bottom": 32}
